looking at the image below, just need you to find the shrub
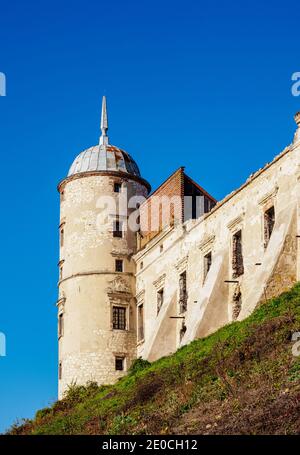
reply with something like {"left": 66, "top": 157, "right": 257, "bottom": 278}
{"left": 63, "top": 381, "right": 99, "bottom": 404}
{"left": 128, "top": 357, "right": 151, "bottom": 375}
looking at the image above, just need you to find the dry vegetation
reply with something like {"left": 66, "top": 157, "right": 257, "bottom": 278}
{"left": 7, "top": 284, "right": 300, "bottom": 435}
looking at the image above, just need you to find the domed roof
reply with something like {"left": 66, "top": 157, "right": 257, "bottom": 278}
{"left": 68, "top": 144, "right": 141, "bottom": 177}
{"left": 67, "top": 96, "right": 142, "bottom": 178}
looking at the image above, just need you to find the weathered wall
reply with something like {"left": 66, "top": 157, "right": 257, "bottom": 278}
{"left": 58, "top": 173, "right": 148, "bottom": 398}
{"left": 57, "top": 115, "right": 300, "bottom": 395}
{"left": 134, "top": 123, "right": 300, "bottom": 361}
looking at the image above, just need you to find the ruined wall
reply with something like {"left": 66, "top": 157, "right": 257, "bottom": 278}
{"left": 57, "top": 115, "right": 300, "bottom": 393}
{"left": 262, "top": 217, "right": 297, "bottom": 302}
{"left": 134, "top": 130, "right": 300, "bottom": 361}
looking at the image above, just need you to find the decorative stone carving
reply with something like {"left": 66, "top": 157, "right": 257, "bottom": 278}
{"left": 153, "top": 273, "right": 166, "bottom": 290}
{"left": 107, "top": 276, "right": 131, "bottom": 295}
{"left": 175, "top": 255, "right": 188, "bottom": 273}
{"left": 258, "top": 186, "right": 278, "bottom": 207}
{"left": 227, "top": 214, "right": 245, "bottom": 232}
{"left": 198, "top": 234, "right": 215, "bottom": 254}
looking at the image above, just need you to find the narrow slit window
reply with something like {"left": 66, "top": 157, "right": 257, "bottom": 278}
{"left": 264, "top": 206, "right": 275, "bottom": 248}
{"left": 115, "top": 259, "right": 123, "bottom": 272}
{"left": 113, "top": 220, "right": 123, "bottom": 238}
{"left": 58, "top": 313, "right": 64, "bottom": 337}
{"left": 60, "top": 228, "right": 64, "bottom": 247}
{"left": 59, "top": 362, "right": 62, "bottom": 380}
{"left": 232, "top": 230, "right": 244, "bottom": 278}
{"left": 114, "top": 182, "right": 122, "bottom": 193}
{"left": 203, "top": 251, "right": 212, "bottom": 282}
{"left": 179, "top": 271, "right": 187, "bottom": 313}
{"left": 138, "top": 304, "right": 144, "bottom": 341}
{"left": 157, "top": 288, "right": 164, "bottom": 315}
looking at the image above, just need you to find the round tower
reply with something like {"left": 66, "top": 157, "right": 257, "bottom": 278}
{"left": 57, "top": 97, "right": 150, "bottom": 398}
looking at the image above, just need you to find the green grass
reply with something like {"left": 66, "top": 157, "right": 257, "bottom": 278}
{"left": 8, "top": 283, "right": 300, "bottom": 435}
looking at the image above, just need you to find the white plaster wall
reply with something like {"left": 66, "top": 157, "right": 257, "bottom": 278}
{"left": 58, "top": 174, "right": 148, "bottom": 398}
{"left": 135, "top": 137, "right": 300, "bottom": 361}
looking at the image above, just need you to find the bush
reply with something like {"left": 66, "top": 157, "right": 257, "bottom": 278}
{"left": 63, "top": 381, "right": 99, "bottom": 404}
{"left": 128, "top": 357, "right": 151, "bottom": 375}
{"left": 35, "top": 407, "right": 53, "bottom": 421}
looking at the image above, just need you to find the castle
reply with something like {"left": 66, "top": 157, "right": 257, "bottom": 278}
{"left": 57, "top": 97, "right": 300, "bottom": 398}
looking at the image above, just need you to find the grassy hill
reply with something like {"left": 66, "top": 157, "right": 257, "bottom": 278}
{"left": 8, "top": 284, "right": 300, "bottom": 435}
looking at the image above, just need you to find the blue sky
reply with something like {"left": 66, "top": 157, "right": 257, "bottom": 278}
{"left": 0, "top": 0, "right": 299, "bottom": 433}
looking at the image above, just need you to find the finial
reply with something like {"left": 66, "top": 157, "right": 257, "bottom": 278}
{"left": 100, "top": 96, "right": 109, "bottom": 145}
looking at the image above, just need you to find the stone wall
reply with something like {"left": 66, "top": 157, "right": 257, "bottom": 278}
{"left": 57, "top": 115, "right": 300, "bottom": 396}
{"left": 58, "top": 173, "right": 148, "bottom": 398}
{"left": 134, "top": 124, "right": 300, "bottom": 362}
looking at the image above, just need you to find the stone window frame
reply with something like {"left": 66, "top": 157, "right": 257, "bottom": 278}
{"left": 198, "top": 235, "right": 215, "bottom": 285}
{"left": 232, "top": 229, "right": 244, "bottom": 279}
{"left": 156, "top": 288, "right": 164, "bottom": 315}
{"left": 258, "top": 186, "right": 278, "bottom": 250}
{"left": 111, "top": 304, "right": 128, "bottom": 331}
{"left": 58, "top": 311, "right": 64, "bottom": 339}
{"left": 113, "top": 218, "right": 123, "bottom": 238}
{"left": 107, "top": 284, "right": 131, "bottom": 332}
{"left": 60, "top": 226, "right": 65, "bottom": 248}
{"left": 153, "top": 274, "right": 166, "bottom": 316}
{"left": 175, "top": 256, "right": 188, "bottom": 274}
{"left": 227, "top": 215, "right": 245, "bottom": 280}
{"left": 57, "top": 296, "right": 65, "bottom": 340}
{"left": 263, "top": 205, "right": 275, "bottom": 249}
{"left": 178, "top": 270, "right": 188, "bottom": 314}
{"left": 113, "top": 181, "right": 123, "bottom": 193}
{"left": 175, "top": 256, "right": 188, "bottom": 314}
{"left": 56, "top": 296, "right": 66, "bottom": 308}
{"left": 114, "top": 353, "right": 126, "bottom": 371}
{"left": 58, "top": 259, "right": 65, "bottom": 282}
{"left": 136, "top": 290, "right": 145, "bottom": 344}
{"left": 115, "top": 258, "right": 124, "bottom": 273}
{"left": 203, "top": 251, "right": 212, "bottom": 283}
{"left": 59, "top": 220, "right": 66, "bottom": 249}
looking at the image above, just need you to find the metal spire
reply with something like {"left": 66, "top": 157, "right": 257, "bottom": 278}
{"left": 99, "top": 95, "right": 109, "bottom": 145}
